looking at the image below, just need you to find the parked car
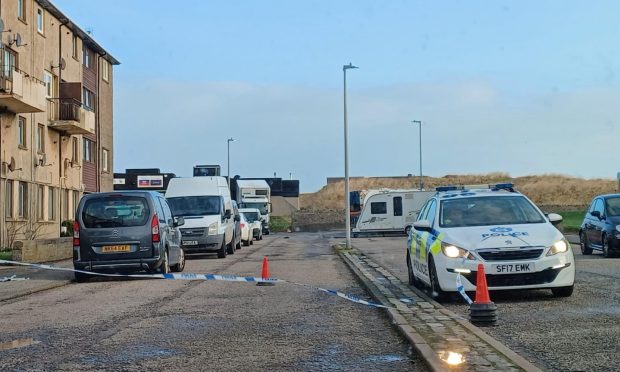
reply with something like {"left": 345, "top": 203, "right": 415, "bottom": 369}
{"left": 73, "top": 191, "right": 186, "bottom": 282}
{"left": 165, "top": 177, "right": 236, "bottom": 258}
{"left": 579, "top": 194, "right": 620, "bottom": 258}
{"left": 239, "top": 212, "right": 253, "bottom": 246}
{"left": 231, "top": 201, "right": 243, "bottom": 250}
{"left": 240, "top": 208, "right": 263, "bottom": 241}
{"left": 407, "top": 183, "right": 575, "bottom": 299}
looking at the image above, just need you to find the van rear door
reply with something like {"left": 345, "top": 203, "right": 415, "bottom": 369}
{"left": 78, "top": 195, "right": 154, "bottom": 262}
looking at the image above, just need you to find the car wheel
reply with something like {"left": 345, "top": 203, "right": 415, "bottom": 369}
{"left": 250, "top": 239, "right": 254, "bottom": 245}
{"left": 74, "top": 271, "right": 90, "bottom": 283}
{"left": 217, "top": 239, "right": 227, "bottom": 258}
{"left": 602, "top": 235, "right": 611, "bottom": 258}
{"left": 428, "top": 257, "right": 448, "bottom": 301}
{"left": 243, "top": 239, "right": 250, "bottom": 247}
{"left": 551, "top": 285, "right": 574, "bottom": 297}
{"left": 236, "top": 236, "right": 242, "bottom": 250}
{"left": 407, "top": 251, "right": 415, "bottom": 285}
{"left": 158, "top": 249, "right": 170, "bottom": 274}
{"left": 171, "top": 249, "right": 185, "bottom": 272}
{"left": 405, "top": 225, "right": 412, "bottom": 235}
{"left": 580, "top": 232, "right": 593, "bottom": 255}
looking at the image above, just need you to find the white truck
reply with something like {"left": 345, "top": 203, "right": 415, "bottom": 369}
{"left": 352, "top": 189, "right": 435, "bottom": 236}
{"left": 236, "top": 179, "right": 271, "bottom": 234}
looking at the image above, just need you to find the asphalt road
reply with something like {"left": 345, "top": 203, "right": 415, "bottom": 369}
{"left": 349, "top": 235, "right": 620, "bottom": 371}
{"left": 0, "top": 234, "right": 428, "bottom": 371}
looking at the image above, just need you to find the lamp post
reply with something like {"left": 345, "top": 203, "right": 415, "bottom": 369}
{"left": 411, "top": 120, "right": 423, "bottom": 189}
{"left": 343, "top": 62, "right": 358, "bottom": 249}
{"left": 227, "top": 137, "right": 235, "bottom": 188}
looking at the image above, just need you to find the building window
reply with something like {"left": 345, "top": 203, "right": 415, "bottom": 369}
{"left": 393, "top": 197, "right": 403, "bottom": 217}
{"left": 72, "top": 137, "right": 79, "bottom": 163}
{"left": 83, "top": 139, "right": 94, "bottom": 162}
{"left": 38, "top": 185, "right": 44, "bottom": 220}
{"left": 102, "top": 148, "right": 109, "bottom": 172}
{"left": 36, "top": 8, "right": 44, "bottom": 34}
{"left": 102, "top": 60, "right": 109, "bottom": 82}
{"left": 48, "top": 187, "right": 55, "bottom": 220}
{"left": 72, "top": 35, "right": 78, "bottom": 59}
{"left": 43, "top": 71, "right": 53, "bottom": 97}
{"left": 5, "top": 180, "right": 13, "bottom": 218}
{"left": 18, "top": 182, "right": 28, "bottom": 218}
{"left": 82, "top": 46, "right": 91, "bottom": 68}
{"left": 82, "top": 87, "right": 95, "bottom": 110}
{"left": 17, "top": 0, "right": 26, "bottom": 22}
{"left": 18, "top": 116, "right": 27, "bottom": 148}
{"left": 2, "top": 48, "right": 16, "bottom": 79}
{"left": 371, "top": 202, "right": 387, "bottom": 215}
{"left": 37, "top": 124, "right": 45, "bottom": 153}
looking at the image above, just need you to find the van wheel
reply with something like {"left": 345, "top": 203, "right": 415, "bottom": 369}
{"left": 580, "top": 232, "right": 593, "bottom": 255}
{"left": 158, "top": 250, "right": 170, "bottom": 274}
{"left": 171, "top": 249, "right": 185, "bottom": 272}
{"left": 227, "top": 237, "right": 235, "bottom": 254}
{"left": 74, "top": 271, "right": 91, "bottom": 283}
{"left": 217, "top": 239, "right": 227, "bottom": 258}
{"left": 552, "top": 285, "right": 574, "bottom": 297}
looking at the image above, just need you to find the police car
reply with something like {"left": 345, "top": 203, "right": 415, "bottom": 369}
{"left": 406, "top": 183, "right": 575, "bottom": 299}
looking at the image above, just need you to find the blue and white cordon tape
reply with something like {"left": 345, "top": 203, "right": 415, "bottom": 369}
{"left": 0, "top": 259, "right": 392, "bottom": 309}
{"left": 456, "top": 273, "right": 473, "bottom": 305}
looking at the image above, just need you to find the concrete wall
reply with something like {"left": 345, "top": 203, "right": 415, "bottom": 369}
{"left": 271, "top": 196, "right": 299, "bottom": 217}
{"left": 11, "top": 237, "right": 72, "bottom": 263}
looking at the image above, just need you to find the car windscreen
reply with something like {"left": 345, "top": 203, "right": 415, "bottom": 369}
{"left": 439, "top": 195, "right": 546, "bottom": 228}
{"left": 240, "top": 202, "right": 268, "bottom": 214}
{"left": 167, "top": 196, "right": 221, "bottom": 217}
{"left": 605, "top": 197, "right": 620, "bottom": 216}
{"left": 243, "top": 212, "right": 260, "bottom": 222}
{"left": 82, "top": 197, "right": 150, "bottom": 228}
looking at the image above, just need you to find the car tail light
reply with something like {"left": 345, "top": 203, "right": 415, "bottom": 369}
{"left": 240, "top": 223, "right": 245, "bottom": 228}
{"left": 151, "top": 215, "right": 160, "bottom": 243}
{"left": 73, "top": 220, "right": 80, "bottom": 246}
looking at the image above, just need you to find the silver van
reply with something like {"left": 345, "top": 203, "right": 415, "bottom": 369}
{"left": 73, "top": 191, "right": 186, "bottom": 281}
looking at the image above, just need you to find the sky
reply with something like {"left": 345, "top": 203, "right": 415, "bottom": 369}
{"left": 53, "top": 0, "right": 620, "bottom": 192}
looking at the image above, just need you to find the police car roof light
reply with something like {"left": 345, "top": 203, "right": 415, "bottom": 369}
{"left": 436, "top": 186, "right": 459, "bottom": 192}
{"left": 492, "top": 183, "right": 515, "bottom": 192}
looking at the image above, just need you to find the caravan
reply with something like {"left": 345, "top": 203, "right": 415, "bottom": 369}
{"left": 352, "top": 189, "right": 434, "bottom": 235}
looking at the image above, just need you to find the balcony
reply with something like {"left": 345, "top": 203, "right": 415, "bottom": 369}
{"left": 0, "top": 67, "right": 46, "bottom": 113}
{"left": 47, "top": 98, "right": 95, "bottom": 135}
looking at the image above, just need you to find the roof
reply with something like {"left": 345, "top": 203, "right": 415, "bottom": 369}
{"left": 37, "top": 0, "right": 120, "bottom": 65}
{"left": 236, "top": 179, "right": 270, "bottom": 189}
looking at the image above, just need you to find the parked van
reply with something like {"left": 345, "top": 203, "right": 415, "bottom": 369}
{"left": 73, "top": 191, "right": 186, "bottom": 282}
{"left": 165, "top": 177, "right": 237, "bottom": 258}
{"left": 352, "top": 189, "right": 435, "bottom": 235}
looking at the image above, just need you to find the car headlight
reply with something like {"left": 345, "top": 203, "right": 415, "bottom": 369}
{"left": 547, "top": 239, "right": 569, "bottom": 256}
{"left": 441, "top": 242, "right": 473, "bottom": 259}
{"left": 208, "top": 222, "right": 218, "bottom": 235}
{"left": 615, "top": 225, "right": 620, "bottom": 234}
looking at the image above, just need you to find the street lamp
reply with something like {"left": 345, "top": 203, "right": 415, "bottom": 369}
{"left": 343, "top": 62, "right": 358, "bottom": 249}
{"left": 227, "top": 137, "right": 235, "bottom": 188}
{"left": 411, "top": 120, "right": 423, "bottom": 189}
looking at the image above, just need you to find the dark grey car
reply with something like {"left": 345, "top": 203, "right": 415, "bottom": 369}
{"left": 73, "top": 191, "right": 186, "bottom": 281}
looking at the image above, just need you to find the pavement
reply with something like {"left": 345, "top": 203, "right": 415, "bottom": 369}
{"left": 0, "top": 259, "right": 73, "bottom": 302}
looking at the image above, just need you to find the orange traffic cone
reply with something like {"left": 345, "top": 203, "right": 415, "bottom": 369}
{"left": 469, "top": 263, "right": 497, "bottom": 326}
{"left": 256, "top": 256, "right": 275, "bottom": 286}
{"left": 474, "top": 263, "right": 492, "bottom": 304}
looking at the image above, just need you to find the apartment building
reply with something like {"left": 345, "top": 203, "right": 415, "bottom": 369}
{"left": 0, "top": 0, "right": 119, "bottom": 245}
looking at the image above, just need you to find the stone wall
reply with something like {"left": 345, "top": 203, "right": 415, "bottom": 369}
{"left": 292, "top": 210, "right": 345, "bottom": 232}
{"left": 12, "top": 238, "right": 73, "bottom": 263}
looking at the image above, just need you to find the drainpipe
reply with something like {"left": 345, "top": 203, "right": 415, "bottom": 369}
{"left": 96, "top": 53, "right": 102, "bottom": 192}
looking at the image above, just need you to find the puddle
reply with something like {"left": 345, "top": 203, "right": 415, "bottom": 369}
{"left": 0, "top": 338, "right": 41, "bottom": 351}
{"left": 365, "top": 354, "right": 406, "bottom": 362}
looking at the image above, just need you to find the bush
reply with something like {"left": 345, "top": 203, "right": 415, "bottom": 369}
{"left": 270, "top": 216, "right": 292, "bottom": 233}
{"left": 60, "top": 220, "right": 74, "bottom": 237}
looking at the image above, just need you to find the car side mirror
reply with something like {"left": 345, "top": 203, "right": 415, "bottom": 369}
{"left": 547, "top": 213, "right": 563, "bottom": 225}
{"left": 591, "top": 211, "right": 601, "bottom": 219}
{"left": 413, "top": 220, "right": 432, "bottom": 232}
{"left": 224, "top": 210, "right": 232, "bottom": 220}
{"left": 234, "top": 214, "right": 240, "bottom": 222}
{"left": 173, "top": 216, "right": 185, "bottom": 227}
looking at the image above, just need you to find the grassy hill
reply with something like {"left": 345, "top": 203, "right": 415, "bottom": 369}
{"left": 300, "top": 173, "right": 617, "bottom": 211}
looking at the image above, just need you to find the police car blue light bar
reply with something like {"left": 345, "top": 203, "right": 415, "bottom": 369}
{"left": 492, "top": 183, "right": 514, "bottom": 191}
{"left": 435, "top": 186, "right": 459, "bottom": 192}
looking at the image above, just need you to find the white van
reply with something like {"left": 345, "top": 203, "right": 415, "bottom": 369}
{"left": 165, "top": 177, "right": 236, "bottom": 258}
{"left": 352, "top": 189, "right": 435, "bottom": 235}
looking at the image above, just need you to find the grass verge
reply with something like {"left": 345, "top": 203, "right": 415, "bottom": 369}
{"left": 270, "top": 216, "right": 292, "bottom": 233}
{"left": 558, "top": 210, "right": 585, "bottom": 233}
{"left": 0, "top": 251, "right": 12, "bottom": 261}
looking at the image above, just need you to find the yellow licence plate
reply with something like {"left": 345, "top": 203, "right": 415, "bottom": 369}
{"left": 101, "top": 245, "right": 131, "bottom": 253}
